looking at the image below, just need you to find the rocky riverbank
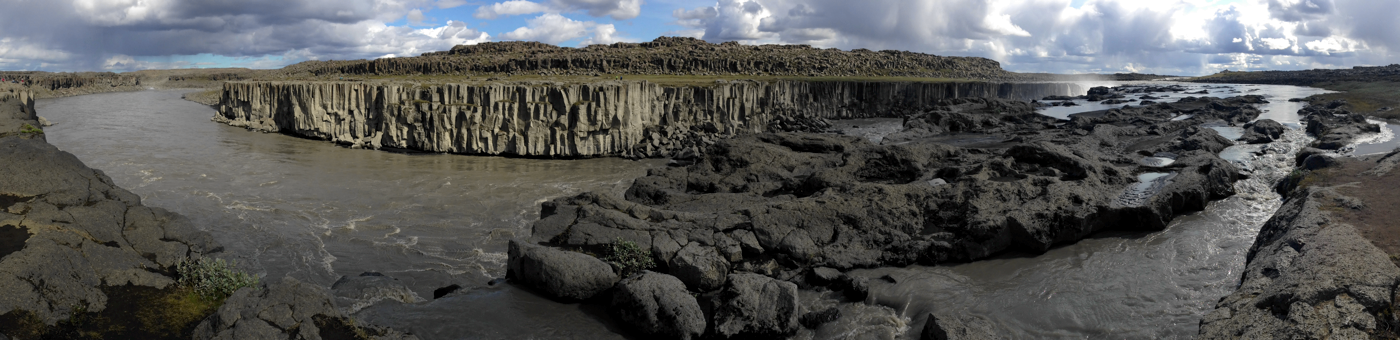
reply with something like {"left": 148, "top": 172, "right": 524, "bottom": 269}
{"left": 213, "top": 80, "right": 1079, "bottom": 158}
{"left": 1197, "top": 98, "right": 1400, "bottom": 338}
{"left": 504, "top": 89, "right": 1281, "bottom": 339}
{"left": 0, "top": 84, "right": 414, "bottom": 339}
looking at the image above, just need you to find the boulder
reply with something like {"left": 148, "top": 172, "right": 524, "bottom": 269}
{"left": 506, "top": 239, "right": 619, "bottom": 300}
{"left": 1302, "top": 154, "right": 1340, "bottom": 170}
{"left": 193, "top": 276, "right": 417, "bottom": 340}
{"left": 331, "top": 272, "right": 423, "bottom": 315}
{"left": 713, "top": 273, "right": 800, "bottom": 338}
{"left": 920, "top": 313, "right": 997, "bottom": 340}
{"left": 1241, "top": 119, "right": 1286, "bottom": 144}
{"left": 669, "top": 243, "right": 730, "bottom": 292}
{"left": 609, "top": 271, "right": 706, "bottom": 340}
{"left": 799, "top": 307, "right": 841, "bottom": 329}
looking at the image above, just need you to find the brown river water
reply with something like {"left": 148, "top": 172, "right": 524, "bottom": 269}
{"left": 38, "top": 83, "right": 1368, "bottom": 339}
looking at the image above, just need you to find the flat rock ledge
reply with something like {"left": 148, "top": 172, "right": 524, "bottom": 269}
{"left": 511, "top": 95, "right": 1272, "bottom": 338}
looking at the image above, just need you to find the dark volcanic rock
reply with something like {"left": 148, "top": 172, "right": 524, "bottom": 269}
{"left": 799, "top": 307, "right": 841, "bottom": 329}
{"left": 669, "top": 243, "right": 731, "bottom": 291}
{"left": 506, "top": 239, "right": 619, "bottom": 300}
{"left": 610, "top": 271, "right": 706, "bottom": 340}
{"left": 1302, "top": 154, "right": 1340, "bottom": 170}
{"left": 193, "top": 276, "right": 417, "bottom": 340}
{"left": 1199, "top": 187, "right": 1400, "bottom": 338}
{"left": 1301, "top": 104, "right": 1380, "bottom": 149}
{"left": 331, "top": 272, "right": 423, "bottom": 315}
{"left": 921, "top": 313, "right": 997, "bottom": 340}
{"left": 0, "top": 136, "right": 219, "bottom": 325}
{"left": 713, "top": 273, "right": 800, "bottom": 338}
{"left": 1241, "top": 119, "right": 1286, "bottom": 144}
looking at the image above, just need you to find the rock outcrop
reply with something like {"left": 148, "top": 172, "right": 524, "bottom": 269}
{"left": 0, "top": 71, "right": 142, "bottom": 99}
{"left": 214, "top": 80, "right": 1079, "bottom": 158}
{"left": 1198, "top": 186, "right": 1400, "bottom": 338}
{"left": 609, "top": 271, "right": 706, "bottom": 340}
{"left": 194, "top": 276, "right": 418, "bottom": 340}
{"left": 283, "top": 37, "right": 1022, "bottom": 81}
{"left": 0, "top": 133, "right": 219, "bottom": 325}
{"left": 506, "top": 240, "right": 619, "bottom": 300}
{"left": 0, "top": 84, "right": 39, "bottom": 140}
{"left": 513, "top": 94, "right": 1270, "bottom": 338}
{"left": 1300, "top": 101, "right": 1381, "bottom": 150}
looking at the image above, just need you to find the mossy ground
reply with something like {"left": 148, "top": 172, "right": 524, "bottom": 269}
{"left": 0, "top": 285, "right": 222, "bottom": 339}
{"left": 1305, "top": 81, "right": 1400, "bottom": 120}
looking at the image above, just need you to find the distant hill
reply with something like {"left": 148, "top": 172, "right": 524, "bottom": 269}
{"left": 278, "top": 37, "right": 1022, "bottom": 81}
{"left": 1190, "top": 65, "right": 1400, "bottom": 86}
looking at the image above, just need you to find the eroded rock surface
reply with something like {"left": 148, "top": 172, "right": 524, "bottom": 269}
{"left": 194, "top": 276, "right": 418, "bottom": 340}
{"left": 610, "top": 271, "right": 706, "bottom": 340}
{"left": 512, "top": 95, "right": 1271, "bottom": 338}
{"left": 506, "top": 239, "right": 619, "bottom": 300}
{"left": 0, "top": 136, "right": 219, "bottom": 324}
{"left": 1301, "top": 101, "right": 1381, "bottom": 150}
{"left": 215, "top": 80, "right": 1078, "bottom": 158}
{"left": 1198, "top": 186, "right": 1400, "bottom": 338}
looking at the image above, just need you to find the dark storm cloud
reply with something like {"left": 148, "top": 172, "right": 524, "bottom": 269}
{"left": 0, "top": 0, "right": 484, "bottom": 71}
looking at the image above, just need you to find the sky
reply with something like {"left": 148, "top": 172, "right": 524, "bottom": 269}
{"left": 0, "top": 0, "right": 1395, "bottom": 76}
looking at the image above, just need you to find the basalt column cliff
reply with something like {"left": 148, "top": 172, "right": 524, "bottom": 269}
{"left": 214, "top": 80, "right": 1079, "bottom": 158}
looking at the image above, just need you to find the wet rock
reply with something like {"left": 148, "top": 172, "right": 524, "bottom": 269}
{"left": 432, "top": 284, "right": 462, "bottom": 299}
{"left": 331, "top": 272, "right": 423, "bottom": 315}
{"left": 921, "top": 313, "right": 997, "bottom": 340}
{"left": 1241, "top": 119, "right": 1285, "bottom": 144}
{"left": 193, "top": 276, "right": 417, "bottom": 340}
{"left": 1295, "top": 147, "right": 1328, "bottom": 167}
{"left": 1302, "top": 154, "right": 1340, "bottom": 170}
{"left": 1302, "top": 104, "right": 1381, "bottom": 150}
{"left": 713, "top": 273, "right": 800, "bottom": 338}
{"left": 609, "top": 271, "right": 705, "bottom": 340}
{"left": 669, "top": 243, "right": 730, "bottom": 292}
{"left": 506, "top": 239, "right": 619, "bottom": 300}
{"left": 808, "top": 267, "right": 843, "bottom": 286}
{"left": 1199, "top": 187, "right": 1400, "bottom": 338}
{"left": 799, "top": 307, "right": 841, "bottom": 329}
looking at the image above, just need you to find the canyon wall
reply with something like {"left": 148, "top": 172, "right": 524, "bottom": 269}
{"left": 214, "top": 80, "right": 1079, "bottom": 158}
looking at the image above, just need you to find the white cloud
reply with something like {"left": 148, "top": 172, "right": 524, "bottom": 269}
{"left": 474, "top": 0, "right": 641, "bottom": 20}
{"left": 474, "top": 0, "right": 552, "bottom": 19}
{"left": 500, "top": 13, "right": 596, "bottom": 44}
{"left": 671, "top": 0, "right": 1400, "bottom": 75}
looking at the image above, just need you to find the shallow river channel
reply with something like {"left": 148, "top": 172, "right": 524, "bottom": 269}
{"left": 36, "top": 82, "right": 1366, "bottom": 339}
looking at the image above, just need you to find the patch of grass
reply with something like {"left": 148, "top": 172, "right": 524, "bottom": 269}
{"left": 601, "top": 238, "right": 655, "bottom": 277}
{"left": 20, "top": 123, "right": 43, "bottom": 134}
{"left": 0, "top": 285, "right": 222, "bottom": 340}
{"left": 176, "top": 257, "right": 260, "bottom": 300}
{"left": 1307, "top": 81, "right": 1400, "bottom": 119}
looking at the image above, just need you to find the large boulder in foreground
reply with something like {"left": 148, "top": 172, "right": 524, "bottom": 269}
{"left": 194, "top": 276, "right": 417, "bottom": 340}
{"left": 713, "top": 273, "right": 800, "bottom": 338}
{"left": 0, "top": 136, "right": 219, "bottom": 325}
{"left": 610, "top": 271, "right": 706, "bottom": 340}
{"left": 669, "top": 243, "right": 730, "bottom": 292}
{"left": 507, "top": 239, "right": 619, "bottom": 300}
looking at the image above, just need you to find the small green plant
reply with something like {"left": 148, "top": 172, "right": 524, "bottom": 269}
{"left": 175, "top": 257, "right": 259, "bottom": 300}
{"left": 602, "top": 238, "right": 655, "bottom": 276}
{"left": 20, "top": 123, "right": 42, "bottom": 134}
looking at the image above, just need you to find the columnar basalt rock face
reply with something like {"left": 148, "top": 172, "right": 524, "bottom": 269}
{"left": 214, "top": 80, "right": 1079, "bottom": 158}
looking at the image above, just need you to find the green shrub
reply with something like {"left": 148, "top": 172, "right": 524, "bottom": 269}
{"left": 602, "top": 238, "right": 655, "bottom": 276}
{"left": 20, "top": 123, "right": 42, "bottom": 134}
{"left": 175, "top": 257, "right": 259, "bottom": 300}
